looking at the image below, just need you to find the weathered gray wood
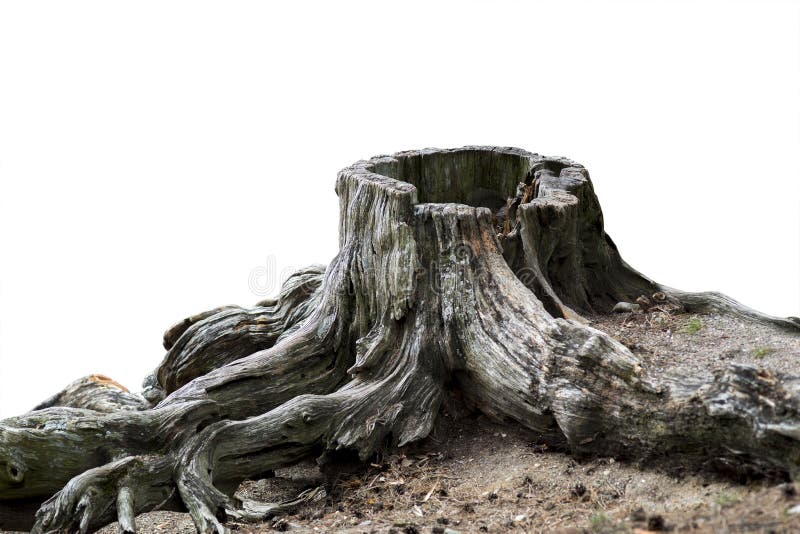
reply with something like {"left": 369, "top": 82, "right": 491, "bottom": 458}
{"left": 149, "top": 264, "right": 326, "bottom": 401}
{"left": 1, "top": 146, "right": 798, "bottom": 533}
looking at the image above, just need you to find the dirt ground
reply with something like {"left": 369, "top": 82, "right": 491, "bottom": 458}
{"left": 86, "top": 311, "right": 800, "bottom": 532}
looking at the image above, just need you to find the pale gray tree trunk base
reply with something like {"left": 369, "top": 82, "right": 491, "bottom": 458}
{"left": 1, "top": 147, "right": 798, "bottom": 533}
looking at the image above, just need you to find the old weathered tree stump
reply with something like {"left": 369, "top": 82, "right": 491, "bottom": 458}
{"left": 1, "top": 147, "right": 799, "bottom": 533}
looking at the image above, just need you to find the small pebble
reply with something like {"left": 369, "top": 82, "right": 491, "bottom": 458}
{"left": 613, "top": 302, "right": 641, "bottom": 313}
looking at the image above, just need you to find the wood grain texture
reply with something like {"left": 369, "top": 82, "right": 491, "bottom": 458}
{"left": 1, "top": 147, "right": 798, "bottom": 533}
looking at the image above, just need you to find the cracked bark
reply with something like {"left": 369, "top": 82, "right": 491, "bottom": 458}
{"left": 1, "top": 147, "right": 798, "bottom": 533}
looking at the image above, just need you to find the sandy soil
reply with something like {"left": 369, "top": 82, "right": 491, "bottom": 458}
{"left": 52, "top": 312, "right": 800, "bottom": 532}
{"left": 588, "top": 311, "right": 800, "bottom": 377}
{"left": 95, "top": 415, "right": 800, "bottom": 533}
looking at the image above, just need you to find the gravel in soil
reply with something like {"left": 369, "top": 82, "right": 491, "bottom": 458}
{"left": 588, "top": 310, "right": 800, "bottom": 376}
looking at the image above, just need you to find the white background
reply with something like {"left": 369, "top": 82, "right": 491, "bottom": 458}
{"left": 1, "top": 1, "right": 798, "bottom": 418}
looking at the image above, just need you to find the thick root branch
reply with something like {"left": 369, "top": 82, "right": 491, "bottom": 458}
{"left": 33, "top": 375, "right": 150, "bottom": 413}
{"left": 152, "top": 265, "right": 325, "bottom": 400}
{"left": 663, "top": 288, "right": 800, "bottom": 331}
{"left": 32, "top": 455, "right": 179, "bottom": 534}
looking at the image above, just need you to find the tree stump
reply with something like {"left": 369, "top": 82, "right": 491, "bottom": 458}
{"left": 1, "top": 146, "right": 799, "bottom": 533}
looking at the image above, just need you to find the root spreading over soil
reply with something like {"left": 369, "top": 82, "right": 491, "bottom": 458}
{"left": 2, "top": 147, "right": 798, "bottom": 534}
{"left": 84, "top": 310, "right": 800, "bottom": 533}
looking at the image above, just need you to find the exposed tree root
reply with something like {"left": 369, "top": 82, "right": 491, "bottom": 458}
{"left": 148, "top": 265, "right": 326, "bottom": 403}
{"left": 33, "top": 375, "right": 150, "bottom": 413}
{"left": 1, "top": 146, "right": 798, "bottom": 533}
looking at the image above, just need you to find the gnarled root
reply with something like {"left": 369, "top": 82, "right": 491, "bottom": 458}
{"left": 146, "top": 265, "right": 326, "bottom": 403}
{"left": 546, "top": 321, "right": 800, "bottom": 472}
{"left": 33, "top": 375, "right": 150, "bottom": 413}
{"left": 32, "top": 455, "right": 178, "bottom": 534}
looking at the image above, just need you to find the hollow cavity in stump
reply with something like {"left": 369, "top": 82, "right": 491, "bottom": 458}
{"left": 1, "top": 146, "right": 798, "bottom": 534}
